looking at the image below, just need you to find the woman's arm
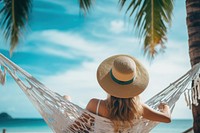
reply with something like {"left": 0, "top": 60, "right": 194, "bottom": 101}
{"left": 142, "top": 103, "right": 171, "bottom": 123}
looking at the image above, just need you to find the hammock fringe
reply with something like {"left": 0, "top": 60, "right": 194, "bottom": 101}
{"left": 191, "top": 75, "right": 200, "bottom": 106}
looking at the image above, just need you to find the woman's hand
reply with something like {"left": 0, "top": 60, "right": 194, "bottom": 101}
{"left": 158, "top": 103, "right": 170, "bottom": 112}
{"left": 63, "top": 95, "right": 71, "bottom": 101}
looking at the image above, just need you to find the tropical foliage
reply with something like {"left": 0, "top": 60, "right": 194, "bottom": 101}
{"left": 0, "top": 0, "right": 32, "bottom": 54}
{"left": 119, "top": 0, "right": 174, "bottom": 58}
{"left": 0, "top": 0, "right": 92, "bottom": 54}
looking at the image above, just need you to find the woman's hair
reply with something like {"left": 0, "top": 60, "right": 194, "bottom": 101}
{"left": 106, "top": 95, "right": 143, "bottom": 132}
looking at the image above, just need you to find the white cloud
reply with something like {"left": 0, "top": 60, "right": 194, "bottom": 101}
{"left": 38, "top": 46, "right": 78, "bottom": 59}
{"left": 28, "top": 30, "right": 143, "bottom": 61}
{"left": 29, "top": 30, "right": 106, "bottom": 59}
{"left": 110, "top": 20, "right": 126, "bottom": 34}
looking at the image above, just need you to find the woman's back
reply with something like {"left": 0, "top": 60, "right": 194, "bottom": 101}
{"left": 86, "top": 96, "right": 144, "bottom": 132}
{"left": 86, "top": 97, "right": 171, "bottom": 132}
{"left": 93, "top": 115, "right": 142, "bottom": 133}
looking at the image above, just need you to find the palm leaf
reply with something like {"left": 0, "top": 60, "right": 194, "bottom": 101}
{"left": 0, "top": 0, "right": 32, "bottom": 54}
{"left": 119, "top": 0, "right": 174, "bottom": 58}
{"left": 79, "top": 0, "right": 93, "bottom": 14}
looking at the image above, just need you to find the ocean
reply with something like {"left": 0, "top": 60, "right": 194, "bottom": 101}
{"left": 0, "top": 119, "right": 192, "bottom": 133}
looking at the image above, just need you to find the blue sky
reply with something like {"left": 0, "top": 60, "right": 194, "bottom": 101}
{"left": 0, "top": 0, "right": 192, "bottom": 119}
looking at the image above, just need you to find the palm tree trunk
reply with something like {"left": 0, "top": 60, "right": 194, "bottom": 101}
{"left": 186, "top": 0, "right": 200, "bottom": 132}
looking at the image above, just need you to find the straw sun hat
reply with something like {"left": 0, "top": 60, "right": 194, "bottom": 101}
{"left": 97, "top": 55, "right": 149, "bottom": 98}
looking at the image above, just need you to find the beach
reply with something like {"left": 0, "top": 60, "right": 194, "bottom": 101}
{"left": 0, "top": 119, "right": 192, "bottom": 133}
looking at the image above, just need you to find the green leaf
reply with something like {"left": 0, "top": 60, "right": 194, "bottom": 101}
{"left": 79, "top": 0, "right": 93, "bottom": 14}
{"left": 119, "top": 0, "right": 174, "bottom": 59}
{"left": 0, "top": 0, "right": 32, "bottom": 55}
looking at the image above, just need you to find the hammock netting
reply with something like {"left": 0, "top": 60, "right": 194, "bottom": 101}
{"left": 0, "top": 53, "right": 200, "bottom": 133}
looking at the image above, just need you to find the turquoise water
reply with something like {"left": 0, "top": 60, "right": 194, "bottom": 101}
{"left": 152, "top": 119, "right": 192, "bottom": 133}
{"left": 0, "top": 119, "right": 51, "bottom": 133}
{"left": 0, "top": 119, "right": 192, "bottom": 133}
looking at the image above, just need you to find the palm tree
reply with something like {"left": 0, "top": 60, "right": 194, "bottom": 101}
{"left": 0, "top": 0, "right": 200, "bottom": 132}
{"left": 186, "top": 0, "right": 200, "bottom": 132}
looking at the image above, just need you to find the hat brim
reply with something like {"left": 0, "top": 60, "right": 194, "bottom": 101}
{"left": 97, "top": 55, "right": 149, "bottom": 98}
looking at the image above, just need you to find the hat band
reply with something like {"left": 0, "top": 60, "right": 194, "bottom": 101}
{"left": 110, "top": 70, "right": 135, "bottom": 85}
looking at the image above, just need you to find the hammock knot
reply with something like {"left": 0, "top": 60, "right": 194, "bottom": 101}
{"left": 192, "top": 75, "right": 200, "bottom": 106}
{"left": 0, "top": 65, "right": 6, "bottom": 85}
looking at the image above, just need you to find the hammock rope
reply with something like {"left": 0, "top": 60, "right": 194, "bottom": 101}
{"left": 0, "top": 61, "right": 6, "bottom": 85}
{"left": 0, "top": 53, "right": 200, "bottom": 133}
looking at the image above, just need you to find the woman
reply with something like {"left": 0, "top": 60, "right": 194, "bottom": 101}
{"left": 86, "top": 55, "right": 171, "bottom": 132}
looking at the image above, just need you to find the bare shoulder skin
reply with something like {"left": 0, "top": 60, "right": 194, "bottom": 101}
{"left": 86, "top": 98, "right": 99, "bottom": 114}
{"left": 86, "top": 98, "right": 108, "bottom": 118}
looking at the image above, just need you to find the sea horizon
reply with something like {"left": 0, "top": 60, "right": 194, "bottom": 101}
{"left": 0, "top": 118, "right": 193, "bottom": 133}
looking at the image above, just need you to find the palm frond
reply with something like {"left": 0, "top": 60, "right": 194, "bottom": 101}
{"left": 119, "top": 0, "right": 174, "bottom": 59}
{"left": 79, "top": 0, "right": 93, "bottom": 14}
{"left": 0, "top": 0, "right": 32, "bottom": 54}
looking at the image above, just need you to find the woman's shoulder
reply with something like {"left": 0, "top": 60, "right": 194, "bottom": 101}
{"left": 86, "top": 98, "right": 109, "bottom": 118}
{"left": 89, "top": 98, "right": 101, "bottom": 103}
{"left": 86, "top": 98, "right": 101, "bottom": 113}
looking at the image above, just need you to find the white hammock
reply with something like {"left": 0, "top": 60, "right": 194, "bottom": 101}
{"left": 0, "top": 53, "right": 200, "bottom": 133}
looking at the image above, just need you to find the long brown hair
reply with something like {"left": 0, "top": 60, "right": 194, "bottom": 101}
{"left": 106, "top": 95, "right": 143, "bottom": 132}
